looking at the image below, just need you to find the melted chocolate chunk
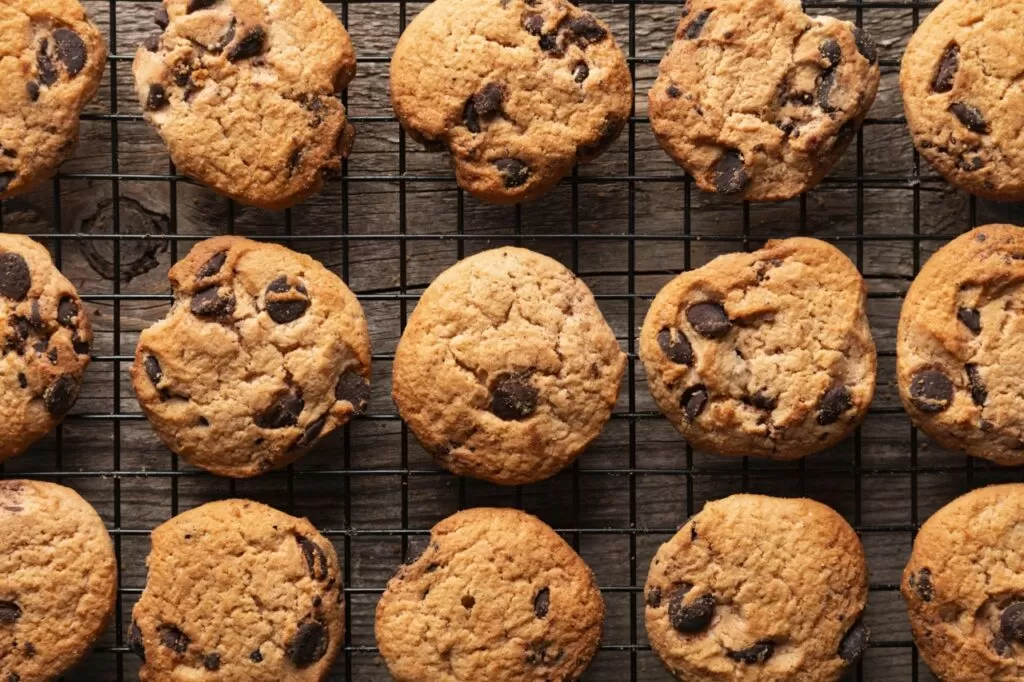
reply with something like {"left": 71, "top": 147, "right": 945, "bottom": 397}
{"left": 190, "top": 286, "right": 236, "bottom": 317}
{"left": 646, "top": 586, "right": 662, "bottom": 608}
{"left": 264, "top": 275, "right": 310, "bottom": 324}
{"left": 43, "top": 375, "right": 78, "bottom": 416}
{"left": 909, "top": 567, "right": 933, "bottom": 602}
{"left": 908, "top": 369, "right": 954, "bottom": 413}
{"left": 686, "top": 302, "right": 731, "bottom": 338}
{"left": 54, "top": 28, "right": 87, "bottom": 77}
{"left": 287, "top": 619, "right": 329, "bottom": 668}
{"left": 854, "top": 27, "right": 878, "bottom": 64}
{"left": 204, "top": 652, "right": 221, "bottom": 671}
{"left": 681, "top": 384, "right": 708, "bottom": 421}
{"left": 0, "top": 601, "right": 21, "bottom": 623}
{"left": 335, "top": 371, "right": 370, "bottom": 413}
{"left": 294, "top": 414, "right": 327, "bottom": 450}
{"left": 228, "top": 27, "right": 267, "bottom": 61}
{"left": 931, "top": 43, "right": 959, "bottom": 93}
{"left": 572, "top": 61, "right": 589, "bottom": 83}
{"left": 197, "top": 251, "right": 227, "bottom": 279}
{"left": 0, "top": 253, "right": 31, "bottom": 300}
{"left": 714, "top": 149, "right": 748, "bottom": 194}
{"left": 949, "top": 102, "right": 989, "bottom": 134}
{"left": 256, "top": 388, "right": 304, "bottom": 429}
{"left": 58, "top": 296, "right": 79, "bottom": 327}
{"left": 684, "top": 9, "right": 712, "bottom": 39}
{"left": 563, "top": 15, "right": 607, "bottom": 46}
{"left": 37, "top": 40, "right": 57, "bottom": 87}
{"left": 491, "top": 371, "right": 538, "bottom": 420}
{"left": 296, "top": 534, "right": 330, "bottom": 580}
{"left": 146, "top": 84, "right": 168, "bottom": 111}
{"left": 26, "top": 82, "right": 40, "bottom": 102}
{"left": 534, "top": 587, "right": 550, "bottom": 618}
{"left": 838, "top": 619, "right": 870, "bottom": 663}
{"left": 1001, "top": 603, "right": 1024, "bottom": 643}
{"left": 668, "top": 590, "right": 715, "bottom": 633}
{"left": 817, "top": 385, "right": 853, "bottom": 425}
{"left": 158, "top": 625, "right": 190, "bottom": 654}
{"left": 657, "top": 327, "right": 694, "bottom": 365}
{"left": 128, "top": 620, "right": 146, "bottom": 661}
{"left": 956, "top": 306, "right": 980, "bottom": 334}
{"left": 494, "top": 158, "right": 530, "bottom": 188}
{"left": 966, "top": 363, "right": 986, "bottom": 406}
{"left": 473, "top": 82, "right": 505, "bottom": 118}
{"left": 727, "top": 641, "right": 774, "bottom": 664}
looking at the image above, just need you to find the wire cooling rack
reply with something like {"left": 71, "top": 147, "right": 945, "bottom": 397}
{"left": 2, "top": 0, "right": 1024, "bottom": 680}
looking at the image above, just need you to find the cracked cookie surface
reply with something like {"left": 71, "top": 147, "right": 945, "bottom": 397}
{"left": 0, "top": 0, "right": 107, "bottom": 200}
{"left": 903, "top": 484, "right": 1024, "bottom": 681}
{"left": 0, "top": 480, "right": 117, "bottom": 682}
{"left": 639, "top": 237, "right": 876, "bottom": 460}
{"left": 392, "top": 247, "right": 625, "bottom": 485}
{"left": 897, "top": 225, "right": 1024, "bottom": 466}
{"left": 0, "top": 234, "right": 93, "bottom": 463}
{"left": 131, "top": 499, "right": 344, "bottom": 682}
{"left": 375, "top": 507, "right": 604, "bottom": 682}
{"left": 132, "top": 0, "right": 356, "bottom": 209}
{"left": 131, "top": 236, "right": 371, "bottom": 478}
{"left": 901, "top": 0, "right": 1024, "bottom": 201}
{"left": 649, "top": 0, "right": 879, "bottom": 201}
{"left": 645, "top": 494, "right": 869, "bottom": 681}
{"left": 390, "top": 0, "right": 632, "bottom": 204}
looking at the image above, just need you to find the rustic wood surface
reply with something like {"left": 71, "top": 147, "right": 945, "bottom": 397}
{"left": 2, "top": 0, "right": 1024, "bottom": 680}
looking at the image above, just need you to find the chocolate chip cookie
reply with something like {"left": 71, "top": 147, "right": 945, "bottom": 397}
{"left": 0, "top": 234, "right": 92, "bottom": 463}
{"left": 133, "top": 0, "right": 356, "bottom": 209}
{"left": 130, "top": 499, "right": 343, "bottom": 681}
{"left": 375, "top": 507, "right": 604, "bottom": 682}
{"left": 392, "top": 247, "right": 625, "bottom": 485}
{"left": 131, "top": 236, "right": 371, "bottom": 478}
{"left": 896, "top": 225, "right": 1024, "bottom": 465}
{"left": 901, "top": 0, "right": 1024, "bottom": 201}
{"left": 646, "top": 494, "right": 870, "bottom": 681}
{"left": 639, "top": 237, "right": 876, "bottom": 460}
{"left": 903, "top": 484, "right": 1024, "bottom": 681}
{"left": 390, "top": 0, "right": 632, "bottom": 204}
{"left": 649, "top": 0, "right": 880, "bottom": 201}
{"left": 1, "top": 480, "right": 117, "bottom": 681}
{"left": 0, "top": 0, "right": 107, "bottom": 199}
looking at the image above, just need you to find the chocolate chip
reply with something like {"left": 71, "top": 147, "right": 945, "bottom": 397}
{"left": 817, "top": 385, "right": 853, "bottom": 425}
{"left": 909, "top": 567, "right": 933, "bottom": 602}
{"left": 43, "top": 375, "right": 78, "bottom": 416}
{"left": 820, "top": 39, "right": 842, "bottom": 68}
{"left": 0, "top": 253, "right": 31, "bottom": 300}
{"left": 37, "top": 40, "right": 57, "bottom": 87}
{"left": 72, "top": 331, "right": 90, "bottom": 356}
{"left": 18, "top": 373, "right": 27, "bottom": 389}
{"left": 190, "top": 286, "right": 236, "bottom": 317}
{"left": 128, "top": 620, "right": 146, "bottom": 661}
{"left": 474, "top": 82, "right": 505, "bottom": 118}
{"left": 681, "top": 384, "right": 708, "bottom": 421}
{"left": 838, "top": 619, "right": 870, "bottom": 663}
{"left": 256, "top": 387, "right": 304, "bottom": 429}
{"left": 572, "top": 61, "right": 589, "bottom": 83}
{"left": 683, "top": 9, "right": 712, "bottom": 39}
{"left": 714, "top": 149, "right": 748, "bottom": 194}
{"left": 854, "top": 27, "right": 878, "bottom": 64}
{"left": 534, "top": 588, "right": 550, "bottom": 618}
{"left": 296, "top": 534, "right": 330, "bottom": 580}
{"left": 5, "top": 317, "right": 29, "bottom": 355}
{"left": 950, "top": 102, "right": 989, "bottom": 134}
{"left": 144, "top": 355, "right": 164, "bottom": 387}
{"left": 264, "top": 275, "right": 310, "bottom": 324}
{"left": 146, "top": 84, "right": 168, "bottom": 111}
{"left": 54, "top": 28, "right": 87, "bottom": 77}
{"left": 144, "top": 35, "right": 160, "bottom": 52}
{"left": 203, "top": 652, "right": 221, "bottom": 671}
{"left": 667, "top": 85, "right": 682, "bottom": 98}
{"left": 657, "top": 328, "right": 693, "bottom": 365}
{"left": 197, "top": 251, "right": 227, "bottom": 279}
{"left": 646, "top": 586, "right": 662, "bottom": 608}
{"left": 0, "top": 601, "right": 21, "bottom": 623}
{"left": 491, "top": 371, "right": 538, "bottom": 420}
{"left": 563, "top": 15, "right": 608, "bottom": 46}
{"left": 1001, "top": 603, "right": 1024, "bottom": 643}
{"left": 187, "top": 0, "right": 218, "bottom": 12}
{"left": 57, "top": 296, "right": 78, "bottom": 327}
{"left": 686, "top": 302, "right": 730, "bottom": 338}
{"left": 909, "top": 369, "right": 954, "bottom": 413}
{"left": 294, "top": 414, "right": 327, "bottom": 450}
{"left": 994, "top": 634, "right": 1012, "bottom": 657}
{"left": 335, "top": 371, "right": 370, "bottom": 413}
{"left": 228, "top": 27, "right": 267, "bottom": 61}
{"left": 463, "top": 99, "right": 480, "bottom": 133}
{"left": 155, "top": 7, "right": 169, "bottom": 28}
{"left": 46, "top": 347, "right": 58, "bottom": 364}
{"left": 668, "top": 591, "right": 715, "bottom": 633}
{"left": 287, "top": 619, "right": 329, "bottom": 668}
{"left": 158, "top": 625, "right": 190, "bottom": 654}
{"left": 26, "top": 82, "right": 40, "bottom": 102}
{"left": 727, "top": 641, "right": 774, "bottom": 664}
{"left": 523, "top": 14, "right": 544, "bottom": 35}
{"left": 957, "top": 306, "right": 980, "bottom": 334}
{"left": 966, "top": 363, "right": 986, "bottom": 406}
{"left": 250, "top": 649, "right": 264, "bottom": 663}
{"left": 538, "top": 32, "right": 561, "bottom": 55}
{"left": 494, "top": 158, "right": 530, "bottom": 188}
{"left": 931, "top": 42, "right": 959, "bottom": 93}
{"left": 748, "top": 392, "right": 777, "bottom": 411}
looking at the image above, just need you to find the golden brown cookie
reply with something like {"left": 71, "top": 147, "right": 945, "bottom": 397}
{"left": 639, "top": 237, "right": 876, "bottom": 460}
{"left": 390, "top": 0, "right": 632, "bottom": 204}
{"left": 0, "top": 234, "right": 92, "bottom": 463}
{"left": 392, "top": 247, "right": 625, "bottom": 485}
{"left": 903, "top": 484, "right": 1024, "bottom": 681}
{"left": 133, "top": 0, "right": 356, "bottom": 209}
{"left": 375, "top": 507, "right": 604, "bottom": 682}
{"left": 0, "top": 479, "right": 117, "bottom": 682}
{"left": 649, "top": 0, "right": 880, "bottom": 201}
{"left": 131, "top": 236, "right": 371, "bottom": 478}
{"left": 901, "top": 0, "right": 1024, "bottom": 201}
{"left": 130, "top": 499, "right": 343, "bottom": 681}
{"left": 645, "top": 494, "right": 870, "bottom": 681}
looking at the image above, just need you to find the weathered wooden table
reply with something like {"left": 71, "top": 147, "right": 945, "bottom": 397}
{"left": 3, "top": 0, "right": 1024, "bottom": 680}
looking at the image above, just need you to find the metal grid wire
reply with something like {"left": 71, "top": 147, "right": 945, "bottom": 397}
{"left": 3, "top": 0, "right": 1024, "bottom": 680}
